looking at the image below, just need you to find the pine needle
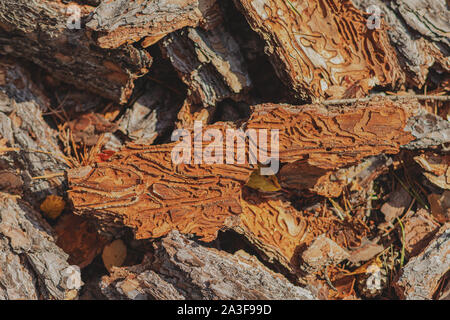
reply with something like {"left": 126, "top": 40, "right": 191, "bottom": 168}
{"left": 285, "top": 0, "right": 302, "bottom": 17}
{"left": 32, "top": 172, "right": 65, "bottom": 180}
{"left": 393, "top": 172, "right": 428, "bottom": 210}
{"left": 397, "top": 217, "right": 406, "bottom": 268}
{"left": 328, "top": 198, "right": 345, "bottom": 220}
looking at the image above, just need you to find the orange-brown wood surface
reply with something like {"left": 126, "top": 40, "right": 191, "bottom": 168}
{"left": 69, "top": 99, "right": 417, "bottom": 242}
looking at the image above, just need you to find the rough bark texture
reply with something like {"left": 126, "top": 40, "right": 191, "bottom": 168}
{"left": 0, "top": 59, "right": 67, "bottom": 205}
{"left": 401, "top": 209, "right": 440, "bottom": 257}
{"left": 0, "top": 0, "right": 152, "bottom": 103}
{"left": 161, "top": 24, "right": 252, "bottom": 107}
{"left": 100, "top": 231, "right": 316, "bottom": 300}
{"left": 233, "top": 0, "right": 404, "bottom": 100}
{"left": 394, "top": 224, "right": 450, "bottom": 300}
{"left": 0, "top": 195, "right": 81, "bottom": 300}
{"left": 0, "top": 59, "right": 82, "bottom": 300}
{"left": 86, "top": 0, "right": 222, "bottom": 49}
{"left": 402, "top": 110, "right": 450, "bottom": 150}
{"left": 117, "top": 84, "right": 184, "bottom": 144}
{"left": 1, "top": 0, "right": 447, "bottom": 301}
{"left": 352, "top": 0, "right": 450, "bottom": 87}
{"left": 414, "top": 152, "right": 450, "bottom": 191}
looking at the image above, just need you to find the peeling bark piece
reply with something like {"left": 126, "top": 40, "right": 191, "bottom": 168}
{"left": 389, "top": 0, "right": 449, "bottom": 49}
{"left": 280, "top": 155, "right": 392, "bottom": 198}
{"left": 0, "top": 195, "right": 81, "bottom": 300}
{"left": 101, "top": 267, "right": 185, "bottom": 300}
{"left": 234, "top": 194, "right": 367, "bottom": 272}
{"left": 0, "top": 0, "right": 152, "bottom": 103}
{"left": 403, "top": 111, "right": 450, "bottom": 150}
{"left": 380, "top": 187, "right": 412, "bottom": 223}
{"left": 69, "top": 98, "right": 435, "bottom": 242}
{"left": 0, "top": 60, "right": 68, "bottom": 205}
{"left": 0, "top": 59, "right": 49, "bottom": 109}
{"left": 0, "top": 170, "right": 23, "bottom": 196}
{"left": 428, "top": 192, "right": 450, "bottom": 224}
{"left": 394, "top": 224, "right": 450, "bottom": 300}
{"left": 414, "top": 153, "right": 450, "bottom": 190}
{"left": 247, "top": 98, "right": 417, "bottom": 169}
{"left": 117, "top": 84, "right": 183, "bottom": 144}
{"left": 54, "top": 214, "right": 108, "bottom": 269}
{"left": 234, "top": 0, "right": 404, "bottom": 100}
{"left": 348, "top": 238, "right": 384, "bottom": 265}
{"left": 100, "top": 231, "right": 316, "bottom": 300}
{"left": 402, "top": 209, "right": 440, "bottom": 257}
{"left": 301, "top": 234, "right": 350, "bottom": 273}
{"left": 352, "top": 0, "right": 450, "bottom": 87}
{"left": 87, "top": 0, "right": 221, "bottom": 49}
{"left": 68, "top": 126, "right": 254, "bottom": 242}
{"left": 0, "top": 236, "right": 38, "bottom": 300}
{"left": 161, "top": 25, "right": 251, "bottom": 106}
{"left": 279, "top": 162, "right": 335, "bottom": 196}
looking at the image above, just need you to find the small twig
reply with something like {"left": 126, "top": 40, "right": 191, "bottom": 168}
{"left": 285, "top": 0, "right": 302, "bottom": 16}
{"left": 392, "top": 171, "right": 428, "bottom": 210}
{"left": 324, "top": 265, "right": 337, "bottom": 291}
{"left": 25, "top": 148, "right": 73, "bottom": 168}
{"left": 396, "top": 217, "right": 406, "bottom": 268}
{"left": 32, "top": 172, "right": 65, "bottom": 180}
{"left": 328, "top": 198, "right": 345, "bottom": 220}
{"left": 320, "top": 94, "right": 450, "bottom": 106}
{"left": 0, "top": 147, "right": 20, "bottom": 153}
{"left": 347, "top": 278, "right": 356, "bottom": 298}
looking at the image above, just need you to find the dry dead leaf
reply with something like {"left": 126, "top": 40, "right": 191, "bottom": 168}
{"left": 102, "top": 239, "right": 127, "bottom": 272}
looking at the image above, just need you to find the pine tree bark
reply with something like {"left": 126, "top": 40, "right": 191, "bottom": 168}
{"left": 86, "top": 0, "right": 222, "bottom": 48}
{"left": 0, "top": 59, "right": 67, "bottom": 205}
{"left": 0, "top": 0, "right": 152, "bottom": 103}
{"left": 160, "top": 24, "right": 252, "bottom": 107}
{"left": 351, "top": 0, "right": 450, "bottom": 88}
{"left": 100, "top": 231, "right": 316, "bottom": 300}
{"left": 0, "top": 195, "right": 82, "bottom": 300}
{"left": 68, "top": 98, "right": 445, "bottom": 242}
{"left": 232, "top": 0, "right": 405, "bottom": 101}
